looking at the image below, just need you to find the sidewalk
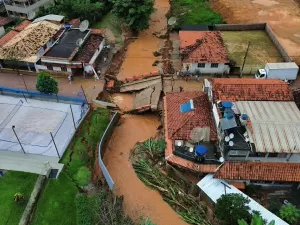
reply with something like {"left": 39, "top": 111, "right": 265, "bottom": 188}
{"left": 0, "top": 72, "right": 104, "bottom": 102}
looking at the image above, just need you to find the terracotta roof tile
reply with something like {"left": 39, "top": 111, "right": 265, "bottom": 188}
{"left": 0, "top": 30, "right": 18, "bottom": 46}
{"left": 92, "top": 29, "right": 105, "bottom": 35}
{"left": 14, "top": 20, "right": 31, "bottom": 32}
{"left": 0, "top": 17, "right": 14, "bottom": 27}
{"left": 179, "top": 31, "right": 229, "bottom": 63}
{"left": 68, "top": 18, "right": 81, "bottom": 28}
{"left": 165, "top": 92, "right": 217, "bottom": 141}
{"left": 212, "top": 78, "right": 293, "bottom": 101}
{"left": 214, "top": 162, "right": 300, "bottom": 182}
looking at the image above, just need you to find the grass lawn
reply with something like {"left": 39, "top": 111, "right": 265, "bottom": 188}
{"left": 170, "top": 0, "right": 223, "bottom": 27}
{"left": 0, "top": 171, "right": 38, "bottom": 225}
{"left": 30, "top": 108, "right": 110, "bottom": 225}
{"left": 91, "top": 11, "right": 123, "bottom": 44}
{"left": 221, "top": 31, "right": 284, "bottom": 73}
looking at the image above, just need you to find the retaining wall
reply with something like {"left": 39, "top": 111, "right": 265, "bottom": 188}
{"left": 215, "top": 23, "right": 292, "bottom": 63}
{"left": 98, "top": 112, "right": 120, "bottom": 191}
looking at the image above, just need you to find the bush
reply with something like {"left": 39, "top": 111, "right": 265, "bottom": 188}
{"left": 153, "top": 51, "right": 161, "bottom": 57}
{"left": 280, "top": 204, "right": 300, "bottom": 224}
{"left": 14, "top": 192, "right": 24, "bottom": 203}
{"left": 36, "top": 72, "right": 59, "bottom": 94}
{"left": 75, "top": 194, "right": 93, "bottom": 225}
{"left": 74, "top": 166, "right": 91, "bottom": 187}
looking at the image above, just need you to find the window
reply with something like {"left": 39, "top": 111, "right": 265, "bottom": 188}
{"left": 197, "top": 63, "right": 205, "bottom": 68}
{"left": 47, "top": 65, "right": 53, "bottom": 70}
{"left": 211, "top": 63, "right": 219, "bottom": 68}
{"left": 61, "top": 67, "right": 67, "bottom": 72}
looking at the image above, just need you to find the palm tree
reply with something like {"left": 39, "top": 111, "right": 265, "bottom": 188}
{"left": 238, "top": 214, "right": 275, "bottom": 225}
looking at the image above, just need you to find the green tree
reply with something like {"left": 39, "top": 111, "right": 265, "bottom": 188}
{"left": 36, "top": 72, "right": 59, "bottom": 94}
{"left": 37, "top": 0, "right": 105, "bottom": 22}
{"left": 280, "top": 204, "right": 300, "bottom": 224}
{"left": 238, "top": 214, "right": 275, "bottom": 225}
{"left": 215, "top": 193, "right": 252, "bottom": 225}
{"left": 111, "top": 0, "right": 155, "bottom": 31}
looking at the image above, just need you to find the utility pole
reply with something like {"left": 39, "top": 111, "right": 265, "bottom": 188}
{"left": 241, "top": 41, "right": 251, "bottom": 74}
{"left": 12, "top": 125, "right": 25, "bottom": 154}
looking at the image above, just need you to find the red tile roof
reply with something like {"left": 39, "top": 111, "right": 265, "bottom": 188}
{"left": 74, "top": 34, "right": 103, "bottom": 63}
{"left": 68, "top": 18, "right": 81, "bottom": 28}
{"left": 214, "top": 162, "right": 300, "bottom": 182}
{"left": 14, "top": 20, "right": 31, "bottom": 32}
{"left": 212, "top": 78, "right": 293, "bottom": 101}
{"left": 0, "top": 17, "right": 14, "bottom": 27}
{"left": 165, "top": 91, "right": 217, "bottom": 141}
{"left": 0, "top": 30, "right": 18, "bottom": 46}
{"left": 179, "top": 31, "right": 229, "bottom": 63}
{"left": 164, "top": 97, "right": 218, "bottom": 173}
{"left": 92, "top": 29, "right": 105, "bottom": 35}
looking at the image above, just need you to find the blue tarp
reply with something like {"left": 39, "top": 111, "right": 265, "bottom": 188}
{"left": 195, "top": 145, "right": 207, "bottom": 156}
{"left": 180, "top": 100, "right": 194, "bottom": 113}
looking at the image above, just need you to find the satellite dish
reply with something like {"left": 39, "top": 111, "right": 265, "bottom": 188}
{"left": 225, "top": 136, "right": 230, "bottom": 142}
{"left": 79, "top": 20, "right": 89, "bottom": 32}
{"left": 229, "top": 141, "right": 234, "bottom": 147}
{"left": 219, "top": 157, "right": 224, "bottom": 163}
{"left": 229, "top": 133, "right": 234, "bottom": 139}
{"left": 28, "top": 11, "right": 36, "bottom": 20}
{"left": 168, "top": 17, "right": 177, "bottom": 26}
{"left": 176, "top": 141, "right": 182, "bottom": 147}
{"left": 188, "top": 147, "right": 193, "bottom": 153}
{"left": 76, "top": 38, "right": 84, "bottom": 46}
{"left": 245, "top": 137, "right": 250, "bottom": 142}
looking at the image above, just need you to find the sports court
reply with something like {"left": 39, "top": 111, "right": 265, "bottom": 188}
{"left": 0, "top": 95, "right": 87, "bottom": 157}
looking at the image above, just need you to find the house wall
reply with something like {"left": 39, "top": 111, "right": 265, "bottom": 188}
{"left": 227, "top": 153, "right": 300, "bottom": 163}
{"left": 4, "top": 0, "right": 53, "bottom": 17}
{"left": 182, "top": 62, "right": 230, "bottom": 74}
{"left": 0, "top": 26, "right": 5, "bottom": 36}
{"left": 89, "top": 38, "right": 105, "bottom": 65}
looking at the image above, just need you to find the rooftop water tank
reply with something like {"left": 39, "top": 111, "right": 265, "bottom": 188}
{"left": 241, "top": 114, "right": 248, "bottom": 120}
{"left": 195, "top": 145, "right": 207, "bottom": 156}
{"left": 224, "top": 108, "right": 234, "bottom": 119}
{"left": 222, "top": 101, "right": 233, "bottom": 109}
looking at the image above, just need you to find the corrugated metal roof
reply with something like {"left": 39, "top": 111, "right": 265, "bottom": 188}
{"left": 32, "top": 14, "right": 64, "bottom": 23}
{"left": 197, "top": 174, "right": 289, "bottom": 225}
{"left": 236, "top": 101, "right": 300, "bottom": 153}
{"left": 266, "top": 62, "right": 299, "bottom": 70}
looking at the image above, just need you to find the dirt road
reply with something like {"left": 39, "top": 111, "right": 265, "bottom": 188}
{"left": 117, "top": 0, "right": 170, "bottom": 79}
{"left": 104, "top": 115, "right": 188, "bottom": 225}
{"left": 212, "top": 0, "right": 300, "bottom": 63}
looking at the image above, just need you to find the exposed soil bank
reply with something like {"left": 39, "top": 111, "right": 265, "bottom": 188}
{"left": 211, "top": 0, "right": 300, "bottom": 64}
{"left": 110, "top": 93, "right": 134, "bottom": 111}
{"left": 103, "top": 114, "right": 188, "bottom": 225}
{"left": 117, "top": 0, "right": 170, "bottom": 79}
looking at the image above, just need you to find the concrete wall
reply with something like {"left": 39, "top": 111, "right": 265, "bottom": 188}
{"left": 4, "top": 0, "right": 53, "bottom": 15}
{"left": 98, "top": 112, "right": 120, "bottom": 191}
{"left": 89, "top": 38, "right": 105, "bottom": 65}
{"left": 214, "top": 23, "right": 266, "bottom": 31}
{"left": 0, "top": 26, "right": 5, "bottom": 36}
{"left": 182, "top": 62, "right": 230, "bottom": 74}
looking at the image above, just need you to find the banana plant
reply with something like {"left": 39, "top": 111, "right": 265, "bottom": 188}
{"left": 238, "top": 214, "right": 275, "bottom": 225}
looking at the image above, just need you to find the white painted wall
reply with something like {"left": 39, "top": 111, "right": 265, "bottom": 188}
{"left": 182, "top": 62, "right": 230, "bottom": 74}
{"left": 35, "top": 64, "right": 47, "bottom": 72}
{"left": 89, "top": 38, "right": 105, "bottom": 64}
{"left": 67, "top": 68, "right": 71, "bottom": 72}
{"left": 0, "top": 26, "right": 5, "bottom": 36}
{"left": 53, "top": 66, "right": 61, "bottom": 71}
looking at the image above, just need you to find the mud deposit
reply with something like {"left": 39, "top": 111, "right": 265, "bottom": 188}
{"left": 103, "top": 115, "right": 188, "bottom": 225}
{"left": 117, "top": 0, "right": 170, "bottom": 79}
{"left": 211, "top": 0, "right": 300, "bottom": 63}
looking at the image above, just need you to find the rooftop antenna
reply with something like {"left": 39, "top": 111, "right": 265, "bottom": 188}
{"left": 76, "top": 38, "right": 84, "bottom": 47}
{"left": 79, "top": 20, "right": 89, "bottom": 32}
{"left": 168, "top": 17, "right": 177, "bottom": 26}
{"left": 27, "top": 11, "right": 36, "bottom": 20}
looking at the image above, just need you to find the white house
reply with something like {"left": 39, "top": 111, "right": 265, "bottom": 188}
{"left": 179, "top": 31, "right": 230, "bottom": 74}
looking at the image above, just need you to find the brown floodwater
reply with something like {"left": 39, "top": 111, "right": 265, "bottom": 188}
{"left": 110, "top": 93, "right": 134, "bottom": 111}
{"left": 103, "top": 115, "right": 188, "bottom": 225}
{"left": 117, "top": 0, "right": 170, "bottom": 80}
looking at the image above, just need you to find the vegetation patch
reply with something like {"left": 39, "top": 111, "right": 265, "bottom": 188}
{"left": 132, "top": 139, "right": 210, "bottom": 225}
{"left": 169, "top": 0, "right": 223, "bottom": 28}
{"left": 0, "top": 171, "right": 38, "bottom": 225}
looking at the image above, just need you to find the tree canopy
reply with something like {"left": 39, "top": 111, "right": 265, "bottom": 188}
{"left": 37, "top": 0, "right": 106, "bottom": 22}
{"left": 280, "top": 204, "right": 300, "bottom": 224}
{"left": 110, "top": 0, "right": 155, "bottom": 31}
{"left": 36, "top": 72, "right": 59, "bottom": 94}
{"left": 215, "top": 193, "right": 252, "bottom": 225}
{"left": 238, "top": 214, "right": 275, "bottom": 225}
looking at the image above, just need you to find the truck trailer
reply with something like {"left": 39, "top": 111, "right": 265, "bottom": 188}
{"left": 255, "top": 62, "right": 299, "bottom": 82}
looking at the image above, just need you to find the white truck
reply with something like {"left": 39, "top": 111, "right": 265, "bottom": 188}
{"left": 255, "top": 62, "right": 299, "bottom": 83}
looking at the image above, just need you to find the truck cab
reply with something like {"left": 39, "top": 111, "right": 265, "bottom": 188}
{"left": 255, "top": 69, "right": 267, "bottom": 79}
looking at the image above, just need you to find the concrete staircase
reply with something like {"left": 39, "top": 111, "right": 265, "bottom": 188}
{"left": 0, "top": 150, "right": 64, "bottom": 176}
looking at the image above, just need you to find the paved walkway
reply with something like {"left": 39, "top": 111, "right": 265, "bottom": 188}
{"left": 0, "top": 72, "right": 104, "bottom": 102}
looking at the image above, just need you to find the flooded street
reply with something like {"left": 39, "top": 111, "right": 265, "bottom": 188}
{"left": 110, "top": 93, "right": 134, "bottom": 111}
{"left": 117, "top": 0, "right": 170, "bottom": 79}
{"left": 103, "top": 115, "right": 188, "bottom": 225}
